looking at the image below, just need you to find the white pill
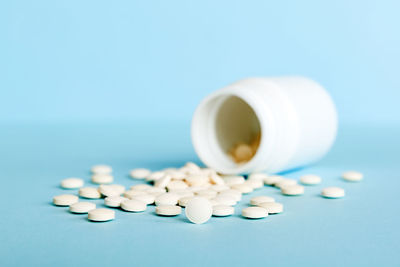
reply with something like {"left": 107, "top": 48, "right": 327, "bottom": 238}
{"left": 98, "top": 184, "right": 125, "bottom": 197}
{"left": 223, "top": 175, "right": 245, "bottom": 186}
{"left": 154, "top": 174, "right": 172, "bottom": 188}
{"left": 342, "top": 171, "right": 363, "bottom": 182}
{"left": 146, "top": 171, "right": 165, "bottom": 182}
{"left": 104, "top": 196, "right": 128, "bottom": 207}
{"left": 210, "top": 173, "right": 225, "bottom": 185}
{"left": 210, "top": 184, "right": 230, "bottom": 192}
{"left": 281, "top": 185, "right": 305, "bottom": 196}
{"left": 259, "top": 202, "right": 284, "bottom": 214}
{"left": 212, "top": 195, "right": 237, "bottom": 206}
{"left": 170, "top": 189, "right": 194, "bottom": 198}
{"left": 321, "top": 187, "right": 345, "bottom": 198}
{"left": 130, "top": 184, "right": 153, "bottom": 191}
{"left": 69, "top": 202, "right": 96, "bottom": 213}
{"left": 231, "top": 184, "right": 253, "bottom": 194}
{"left": 146, "top": 187, "right": 167, "bottom": 196}
{"left": 130, "top": 168, "right": 151, "bottom": 179}
{"left": 131, "top": 193, "right": 155, "bottom": 205}
{"left": 88, "top": 208, "right": 115, "bottom": 222}
{"left": 195, "top": 189, "right": 218, "bottom": 199}
{"left": 185, "top": 175, "right": 209, "bottom": 187}
{"left": 244, "top": 179, "right": 264, "bottom": 189}
{"left": 167, "top": 170, "right": 187, "bottom": 180}
{"left": 121, "top": 199, "right": 147, "bottom": 212}
{"left": 124, "top": 190, "right": 147, "bottom": 199}
{"left": 91, "top": 174, "right": 113, "bottom": 184}
{"left": 219, "top": 189, "right": 242, "bottom": 201}
{"left": 185, "top": 197, "right": 213, "bottom": 224}
{"left": 264, "top": 175, "right": 284, "bottom": 186}
{"left": 248, "top": 173, "right": 269, "bottom": 181}
{"left": 212, "top": 205, "right": 234, "bottom": 217}
{"left": 156, "top": 205, "right": 182, "bottom": 216}
{"left": 79, "top": 187, "right": 101, "bottom": 199}
{"left": 250, "top": 196, "right": 275, "bottom": 206}
{"left": 178, "top": 196, "right": 193, "bottom": 207}
{"left": 275, "top": 178, "right": 297, "bottom": 188}
{"left": 61, "top": 178, "right": 84, "bottom": 189}
{"left": 155, "top": 193, "right": 180, "bottom": 206}
{"left": 91, "top": 165, "right": 112, "bottom": 174}
{"left": 242, "top": 207, "right": 268, "bottom": 219}
{"left": 167, "top": 180, "right": 188, "bottom": 191}
{"left": 184, "top": 162, "right": 201, "bottom": 173}
{"left": 300, "top": 174, "right": 322, "bottom": 185}
{"left": 53, "top": 194, "right": 79, "bottom": 206}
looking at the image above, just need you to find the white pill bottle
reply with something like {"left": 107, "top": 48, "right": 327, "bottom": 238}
{"left": 191, "top": 76, "right": 338, "bottom": 175}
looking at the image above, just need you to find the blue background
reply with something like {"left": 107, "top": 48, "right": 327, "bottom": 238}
{"left": 1, "top": 1, "right": 399, "bottom": 266}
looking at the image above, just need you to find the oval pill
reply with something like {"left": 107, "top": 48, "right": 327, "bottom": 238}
{"left": 88, "top": 208, "right": 115, "bottom": 222}
{"left": 61, "top": 178, "right": 84, "bottom": 189}
{"left": 69, "top": 202, "right": 96, "bottom": 213}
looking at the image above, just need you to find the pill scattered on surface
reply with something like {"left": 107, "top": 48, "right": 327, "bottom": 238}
{"left": 155, "top": 193, "right": 180, "bottom": 206}
{"left": 79, "top": 187, "right": 101, "bottom": 199}
{"left": 250, "top": 196, "right": 275, "bottom": 206}
{"left": 91, "top": 174, "right": 114, "bottom": 184}
{"left": 299, "top": 174, "right": 322, "bottom": 185}
{"left": 121, "top": 199, "right": 147, "bottom": 212}
{"left": 88, "top": 208, "right": 115, "bottom": 222}
{"left": 275, "top": 179, "right": 297, "bottom": 188}
{"left": 167, "top": 180, "right": 188, "bottom": 191}
{"left": 342, "top": 171, "right": 363, "bottom": 182}
{"left": 69, "top": 202, "right": 96, "bottom": 213}
{"left": 146, "top": 171, "right": 165, "bottom": 182}
{"left": 155, "top": 205, "right": 182, "bottom": 216}
{"left": 185, "top": 197, "right": 213, "bottom": 224}
{"left": 53, "top": 194, "right": 79, "bottom": 206}
{"left": 248, "top": 173, "right": 269, "bottom": 181}
{"left": 98, "top": 184, "right": 125, "bottom": 197}
{"left": 321, "top": 187, "right": 345, "bottom": 198}
{"left": 219, "top": 189, "right": 242, "bottom": 202}
{"left": 212, "top": 205, "right": 234, "bottom": 217}
{"left": 223, "top": 176, "right": 245, "bottom": 186}
{"left": 104, "top": 196, "right": 128, "bottom": 208}
{"left": 131, "top": 193, "right": 155, "bottom": 205}
{"left": 130, "top": 184, "right": 153, "bottom": 191}
{"left": 258, "top": 202, "right": 284, "bottom": 214}
{"left": 212, "top": 195, "right": 237, "bottom": 206}
{"left": 61, "top": 178, "right": 84, "bottom": 189}
{"left": 195, "top": 189, "right": 218, "bottom": 199}
{"left": 281, "top": 185, "right": 305, "bottom": 196}
{"left": 244, "top": 179, "right": 264, "bottom": 189}
{"left": 154, "top": 174, "right": 172, "bottom": 188}
{"left": 91, "top": 165, "right": 112, "bottom": 175}
{"left": 231, "top": 184, "right": 253, "bottom": 194}
{"left": 264, "top": 175, "right": 284, "bottom": 186}
{"left": 130, "top": 168, "right": 151, "bottom": 179}
{"left": 242, "top": 207, "right": 268, "bottom": 219}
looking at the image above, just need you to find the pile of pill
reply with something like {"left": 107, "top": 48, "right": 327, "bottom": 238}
{"left": 229, "top": 134, "right": 261, "bottom": 164}
{"left": 52, "top": 162, "right": 363, "bottom": 224}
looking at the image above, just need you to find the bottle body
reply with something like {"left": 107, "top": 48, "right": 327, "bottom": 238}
{"left": 191, "top": 76, "right": 338, "bottom": 174}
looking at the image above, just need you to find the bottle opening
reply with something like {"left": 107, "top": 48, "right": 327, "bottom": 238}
{"left": 215, "top": 95, "right": 262, "bottom": 165}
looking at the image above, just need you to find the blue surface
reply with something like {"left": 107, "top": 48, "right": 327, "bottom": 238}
{"left": 0, "top": 122, "right": 399, "bottom": 266}
{"left": 1, "top": 0, "right": 400, "bottom": 124}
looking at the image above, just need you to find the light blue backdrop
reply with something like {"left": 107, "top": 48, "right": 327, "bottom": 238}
{"left": 1, "top": 0, "right": 399, "bottom": 124}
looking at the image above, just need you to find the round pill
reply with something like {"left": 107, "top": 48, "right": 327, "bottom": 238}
{"left": 223, "top": 176, "right": 245, "bottom": 186}
{"left": 195, "top": 189, "right": 217, "bottom": 199}
{"left": 147, "top": 187, "right": 167, "bottom": 196}
{"left": 250, "top": 196, "right": 275, "bottom": 206}
{"left": 185, "top": 197, "right": 213, "bottom": 224}
{"left": 248, "top": 173, "right": 269, "bottom": 181}
{"left": 184, "top": 162, "right": 201, "bottom": 173}
{"left": 104, "top": 196, "right": 128, "bottom": 207}
{"left": 53, "top": 194, "right": 79, "bottom": 206}
{"left": 342, "top": 171, "right": 363, "bottom": 182}
{"left": 275, "top": 179, "right": 297, "bottom": 188}
{"left": 244, "top": 179, "right": 264, "bottom": 189}
{"left": 61, "top": 178, "right": 84, "bottom": 189}
{"left": 281, "top": 185, "right": 305, "bottom": 196}
{"left": 258, "top": 202, "right": 284, "bottom": 214}
{"left": 154, "top": 174, "right": 172, "bottom": 188}
{"left": 167, "top": 180, "right": 188, "bottom": 191}
{"left": 88, "top": 208, "right": 115, "bottom": 222}
{"left": 210, "top": 184, "right": 230, "bottom": 192}
{"left": 231, "top": 184, "right": 253, "bottom": 194}
{"left": 178, "top": 196, "right": 193, "bottom": 207}
{"left": 121, "top": 199, "right": 147, "bottom": 212}
{"left": 146, "top": 171, "right": 165, "bottom": 182}
{"left": 124, "top": 190, "right": 147, "bottom": 199}
{"left": 155, "top": 193, "right": 180, "bottom": 206}
{"left": 218, "top": 189, "right": 242, "bottom": 202}
{"left": 242, "top": 207, "right": 268, "bottom": 219}
{"left": 91, "top": 174, "right": 113, "bottom": 184}
{"left": 79, "top": 187, "right": 101, "bottom": 199}
{"left": 185, "top": 175, "right": 209, "bottom": 187}
{"left": 130, "top": 168, "right": 151, "bottom": 179}
{"left": 131, "top": 193, "right": 155, "bottom": 205}
{"left": 212, "top": 205, "right": 234, "bottom": 217}
{"left": 69, "top": 202, "right": 96, "bottom": 213}
{"left": 321, "top": 187, "right": 345, "bottom": 198}
{"left": 91, "top": 165, "right": 112, "bottom": 174}
{"left": 212, "top": 195, "right": 237, "bottom": 206}
{"left": 99, "top": 184, "right": 125, "bottom": 197}
{"left": 210, "top": 173, "right": 225, "bottom": 185}
{"left": 264, "top": 175, "right": 284, "bottom": 186}
{"left": 167, "top": 170, "right": 187, "bottom": 180}
{"left": 156, "top": 205, "right": 182, "bottom": 216}
{"left": 300, "top": 174, "right": 322, "bottom": 185}
{"left": 130, "top": 184, "right": 153, "bottom": 191}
